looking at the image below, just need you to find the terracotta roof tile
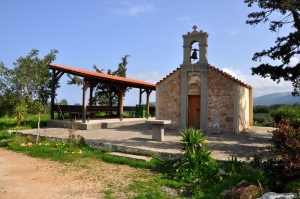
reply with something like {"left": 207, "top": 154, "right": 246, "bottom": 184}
{"left": 157, "top": 68, "right": 180, "bottom": 85}
{"left": 49, "top": 64, "right": 156, "bottom": 90}
{"left": 208, "top": 64, "right": 252, "bottom": 88}
{"left": 156, "top": 65, "right": 251, "bottom": 89}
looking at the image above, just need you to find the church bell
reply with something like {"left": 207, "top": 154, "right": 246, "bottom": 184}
{"left": 191, "top": 48, "right": 199, "bottom": 60}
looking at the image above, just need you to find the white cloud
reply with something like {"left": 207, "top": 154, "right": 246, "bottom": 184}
{"left": 113, "top": 1, "right": 155, "bottom": 16}
{"left": 222, "top": 67, "right": 293, "bottom": 97}
{"left": 222, "top": 29, "right": 238, "bottom": 35}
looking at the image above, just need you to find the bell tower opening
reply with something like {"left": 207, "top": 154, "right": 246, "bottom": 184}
{"left": 191, "top": 42, "right": 199, "bottom": 62}
{"left": 181, "top": 25, "right": 208, "bottom": 66}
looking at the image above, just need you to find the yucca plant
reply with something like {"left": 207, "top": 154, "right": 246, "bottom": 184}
{"left": 179, "top": 127, "right": 211, "bottom": 171}
{"left": 13, "top": 103, "right": 28, "bottom": 135}
{"left": 180, "top": 127, "right": 206, "bottom": 152}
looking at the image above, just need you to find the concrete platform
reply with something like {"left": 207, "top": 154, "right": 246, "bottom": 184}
{"left": 47, "top": 118, "right": 155, "bottom": 130}
{"left": 17, "top": 125, "right": 274, "bottom": 161}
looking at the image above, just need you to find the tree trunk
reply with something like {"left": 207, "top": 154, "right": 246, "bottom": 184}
{"left": 16, "top": 120, "right": 20, "bottom": 136}
{"left": 36, "top": 112, "right": 40, "bottom": 144}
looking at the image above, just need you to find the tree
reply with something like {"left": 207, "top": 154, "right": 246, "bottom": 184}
{"left": 0, "top": 49, "right": 59, "bottom": 105}
{"left": 92, "top": 65, "right": 119, "bottom": 108}
{"left": 13, "top": 102, "right": 27, "bottom": 135}
{"left": 0, "top": 62, "right": 21, "bottom": 117}
{"left": 11, "top": 49, "right": 59, "bottom": 104}
{"left": 59, "top": 99, "right": 68, "bottom": 105}
{"left": 245, "top": 0, "right": 300, "bottom": 96}
{"left": 0, "top": 49, "right": 58, "bottom": 140}
{"left": 27, "top": 100, "right": 46, "bottom": 144}
{"left": 67, "top": 55, "right": 130, "bottom": 115}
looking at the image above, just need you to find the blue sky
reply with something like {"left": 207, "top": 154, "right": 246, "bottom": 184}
{"left": 0, "top": 0, "right": 297, "bottom": 105}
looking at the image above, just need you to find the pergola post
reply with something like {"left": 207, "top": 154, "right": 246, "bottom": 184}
{"left": 50, "top": 69, "right": 64, "bottom": 119}
{"left": 82, "top": 80, "right": 88, "bottom": 123}
{"left": 50, "top": 69, "right": 56, "bottom": 119}
{"left": 146, "top": 89, "right": 152, "bottom": 119}
{"left": 89, "top": 83, "right": 93, "bottom": 106}
{"left": 138, "top": 89, "right": 146, "bottom": 118}
{"left": 118, "top": 86, "right": 126, "bottom": 121}
{"left": 139, "top": 88, "right": 142, "bottom": 106}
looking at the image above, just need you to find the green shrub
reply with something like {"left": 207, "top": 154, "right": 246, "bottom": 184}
{"left": 172, "top": 128, "right": 217, "bottom": 184}
{"left": 284, "top": 179, "right": 300, "bottom": 194}
{"left": 179, "top": 128, "right": 211, "bottom": 170}
{"left": 179, "top": 128, "right": 206, "bottom": 152}
{"left": 253, "top": 105, "right": 271, "bottom": 114}
{"left": 271, "top": 106, "right": 300, "bottom": 128}
{"left": 249, "top": 120, "right": 300, "bottom": 192}
{"left": 253, "top": 113, "right": 273, "bottom": 126}
{"left": 270, "top": 104, "right": 286, "bottom": 110}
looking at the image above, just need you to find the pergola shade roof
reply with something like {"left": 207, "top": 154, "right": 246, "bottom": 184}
{"left": 49, "top": 63, "right": 156, "bottom": 90}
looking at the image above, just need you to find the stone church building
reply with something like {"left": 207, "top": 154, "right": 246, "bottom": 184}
{"left": 156, "top": 26, "right": 253, "bottom": 134}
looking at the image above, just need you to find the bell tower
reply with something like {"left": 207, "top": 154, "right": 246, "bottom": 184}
{"left": 180, "top": 25, "right": 209, "bottom": 130}
{"left": 182, "top": 25, "right": 208, "bottom": 66}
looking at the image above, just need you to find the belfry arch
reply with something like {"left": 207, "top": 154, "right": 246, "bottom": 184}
{"left": 180, "top": 25, "right": 209, "bottom": 129}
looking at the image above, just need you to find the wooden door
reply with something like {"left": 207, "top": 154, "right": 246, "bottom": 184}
{"left": 188, "top": 95, "right": 200, "bottom": 129}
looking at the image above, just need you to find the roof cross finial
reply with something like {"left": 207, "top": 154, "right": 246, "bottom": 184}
{"left": 192, "top": 25, "right": 197, "bottom": 32}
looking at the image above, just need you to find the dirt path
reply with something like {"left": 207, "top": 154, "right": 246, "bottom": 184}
{"left": 0, "top": 148, "right": 151, "bottom": 199}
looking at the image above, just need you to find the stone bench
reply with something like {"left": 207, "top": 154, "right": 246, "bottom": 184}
{"left": 145, "top": 120, "right": 171, "bottom": 141}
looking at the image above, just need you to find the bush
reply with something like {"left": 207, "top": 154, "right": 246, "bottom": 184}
{"left": 269, "top": 104, "right": 286, "bottom": 110}
{"left": 253, "top": 105, "right": 271, "bottom": 114}
{"left": 172, "top": 128, "right": 216, "bottom": 184}
{"left": 179, "top": 128, "right": 212, "bottom": 170}
{"left": 253, "top": 113, "right": 273, "bottom": 126}
{"left": 249, "top": 120, "right": 300, "bottom": 192}
{"left": 271, "top": 106, "right": 300, "bottom": 128}
{"left": 284, "top": 179, "right": 300, "bottom": 194}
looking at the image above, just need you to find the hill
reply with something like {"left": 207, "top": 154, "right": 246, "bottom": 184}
{"left": 254, "top": 92, "right": 300, "bottom": 106}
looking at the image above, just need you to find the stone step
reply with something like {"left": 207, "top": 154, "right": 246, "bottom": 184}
{"left": 109, "top": 152, "right": 152, "bottom": 162}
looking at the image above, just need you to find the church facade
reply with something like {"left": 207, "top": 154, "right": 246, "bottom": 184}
{"left": 155, "top": 26, "right": 253, "bottom": 134}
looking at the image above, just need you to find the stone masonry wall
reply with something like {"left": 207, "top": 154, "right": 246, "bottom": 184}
{"left": 157, "top": 70, "right": 181, "bottom": 130}
{"left": 207, "top": 68, "right": 235, "bottom": 133}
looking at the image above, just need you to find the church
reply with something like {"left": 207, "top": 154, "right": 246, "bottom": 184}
{"left": 155, "top": 26, "right": 253, "bottom": 134}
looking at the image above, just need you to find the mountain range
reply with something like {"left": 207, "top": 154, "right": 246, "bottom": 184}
{"left": 254, "top": 92, "right": 300, "bottom": 106}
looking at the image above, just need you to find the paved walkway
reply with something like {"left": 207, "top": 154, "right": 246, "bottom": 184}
{"left": 18, "top": 124, "right": 274, "bottom": 161}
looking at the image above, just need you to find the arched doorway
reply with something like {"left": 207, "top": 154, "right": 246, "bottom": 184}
{"left": 187, "top": 72, "right": 201, "bottom": 129}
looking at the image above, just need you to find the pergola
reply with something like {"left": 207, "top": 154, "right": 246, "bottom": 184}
{"left": 48, "top": 64, "right": 156, "bottom": 122}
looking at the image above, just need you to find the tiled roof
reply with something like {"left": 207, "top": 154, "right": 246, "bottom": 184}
{"left": 49, "top": 64, "right": 156, "bottom": 90}
{"left": 157, "top": 68, "right": 180, "bottom": 85}
{"left": 157, "top": 65, "right": 252, "bottom": 89}
{"left": 208, "top": 64, "right": 252, "bottom": 89}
